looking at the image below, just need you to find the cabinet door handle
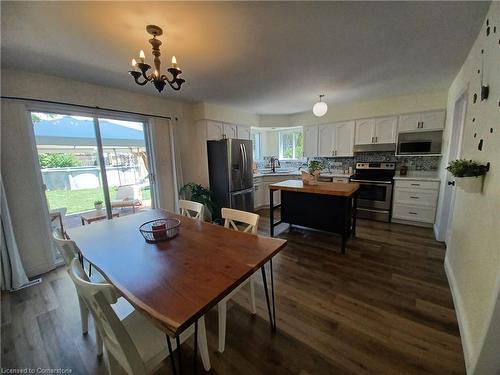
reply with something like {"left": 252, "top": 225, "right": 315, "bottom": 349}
{"left": 409, "top": 212, "right": 418, "bottom": 215}
{"left": 421, "top": 122, "right": 424, "bottom": 128}
{"left": 409, "top": 196, "right": 419, "bottom": 199}
{"left": 411, "top": 183, "right": 421, "bottom": 186}
{"left": 375, "top": 136, "right": 378, "bottom": 143}
{"left": 371, "top": 136, "right": 374, "bottom": 143}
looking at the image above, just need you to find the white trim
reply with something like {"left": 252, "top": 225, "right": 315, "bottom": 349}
{"left": 433, "top": 223, "right": 441, "bottom": 241}
{"left": 444, "top": 256, "right": 472, "bottom": 368}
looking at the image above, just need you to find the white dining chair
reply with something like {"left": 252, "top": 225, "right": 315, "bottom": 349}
{"left": 179, "top": 199, "right": 204, "bottom": 221}
{"left": 218, "top": 207, "right": 259, "bottom": 353}
{"left": 52, "top": 229, "right": 122, "bottom": 357}
{"left": 68, "top": 258, "right": 211, "bottom": 374}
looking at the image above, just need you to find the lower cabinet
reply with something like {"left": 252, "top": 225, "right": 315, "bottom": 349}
{"left": 392, "top": 179, "right": 440, "bottom": 226}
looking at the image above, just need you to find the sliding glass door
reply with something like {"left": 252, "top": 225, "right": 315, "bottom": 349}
{"left": 31, "top": 111, "right": 155, "bottom": 231}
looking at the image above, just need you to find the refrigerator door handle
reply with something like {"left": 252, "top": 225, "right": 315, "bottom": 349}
{"left": 231, "top": 187, "right": 254, "bottom": 196}
{"left": 242, "top": 143, "right": 247, "bottom": 176}
{"left": 240, "top": 143, "right": 245, "bottom": 186}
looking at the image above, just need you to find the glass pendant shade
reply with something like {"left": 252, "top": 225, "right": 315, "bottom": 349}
{"left": 313, "top": 101, "right": 328, "bottom": 117}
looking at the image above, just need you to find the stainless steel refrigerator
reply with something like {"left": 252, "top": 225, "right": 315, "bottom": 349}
{"left": 207, "top": 139, "right": 254, "bottom": 218}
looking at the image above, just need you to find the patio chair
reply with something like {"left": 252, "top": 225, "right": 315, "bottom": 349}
{"left": 111, "top": 185, "right": 143, "bottom": 213}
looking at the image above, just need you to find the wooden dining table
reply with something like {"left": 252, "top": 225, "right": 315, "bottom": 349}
{"left": 66, "top": 208, "right": 287, "bottom": 374}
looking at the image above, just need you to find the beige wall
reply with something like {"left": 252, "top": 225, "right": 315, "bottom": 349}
{"left": 439, "top": 2, "right": 500, "bottom": 374}
{"left": 257, "top": 91, "right": 447, "bottom": 127}
{"left": 1, "top": 69, "right": 188, "bottom": 276}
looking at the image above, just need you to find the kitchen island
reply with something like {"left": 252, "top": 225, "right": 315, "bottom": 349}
{"left": 269, "top": 180, "right": 359, "bottom": 254}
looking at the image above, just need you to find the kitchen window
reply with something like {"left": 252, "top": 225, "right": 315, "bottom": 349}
{"left": 279, "top": 129, "right": 303, "bottom": 159}
{"left": 251, "top": 131, "right": 262, "bottom": 160}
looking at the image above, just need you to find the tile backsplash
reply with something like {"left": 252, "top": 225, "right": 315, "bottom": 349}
{"left": 258, "top": 153, "right": 440, "bottom": 172}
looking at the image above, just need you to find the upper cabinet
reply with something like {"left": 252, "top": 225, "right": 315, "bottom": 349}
{"left": 317, "top": 124, "right": 335, "bottom": 157}
{"left": 303, "top": 126, "right": 318, "bottom": 157}
{"left": 205, "top": 120, "right": 244, "bottom": 140}
{"left": 334, "top": 121, "right": 355, "bottom": 156}
{"left": 398, "top": 111, "right": 445, "bottom": 132}
{"left": 206, "top": 120, "right": 224, "bottom": 140}
{"left": 355, "top": 116, "right": 397, "bottom": 145}
{"left": 223, "top": 123, "right": 238, "bottom": 139}
{"left": 317, "top": 121, "right": 355, "bottom": 157}
{"left": 237, "top": 125, "right": 251, "bottom": 140}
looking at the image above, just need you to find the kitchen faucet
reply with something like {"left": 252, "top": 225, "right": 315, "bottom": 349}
{"left": 270, "top": 156, "right": 281, "bottom": 173}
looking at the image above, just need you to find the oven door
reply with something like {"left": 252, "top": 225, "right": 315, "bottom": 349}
{"left": 351, "top": 180, "right": 392, "bottom": 210}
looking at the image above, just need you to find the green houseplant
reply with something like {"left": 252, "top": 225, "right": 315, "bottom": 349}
{"left": 301, "top": 160, "right": 323, "bottom": 185}
{"left": 94, "top": 200, "right": 103, "bottom": 210}
{"left": 446, "top": 159, "right": 488, "bottom": 193}
{"left": 179, "top": 183, "right": 216, "bottom": 219}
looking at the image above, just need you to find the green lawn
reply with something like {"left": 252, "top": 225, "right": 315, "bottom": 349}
{"left": 46, "top": 187, "right": 151, "bottom": 214}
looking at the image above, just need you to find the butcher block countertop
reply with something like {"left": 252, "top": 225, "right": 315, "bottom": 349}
{"left": 269, "top": 180, "right": 360, "bottom": 197}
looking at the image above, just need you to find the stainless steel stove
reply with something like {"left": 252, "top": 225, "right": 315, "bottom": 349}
{"left": 350, "top": 162, "right": 396, "bottom": 222}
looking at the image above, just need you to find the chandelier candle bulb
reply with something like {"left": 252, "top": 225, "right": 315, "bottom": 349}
{"left": 172, "top": 56, "right": 177, "bottom": 68}
{"left": 131, "top": 58, "right": 138, "bottom": 70}
{"left": 139, "top": 50, "right": 145, "bottom": 63}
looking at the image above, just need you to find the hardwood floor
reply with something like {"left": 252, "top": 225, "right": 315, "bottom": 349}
{"left": 1, "top": 212, "right": 465, "bottom": 374}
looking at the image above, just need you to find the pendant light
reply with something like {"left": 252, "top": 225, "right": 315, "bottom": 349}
{"left": 312, "top": 94, "right": 328, "bottom": 117}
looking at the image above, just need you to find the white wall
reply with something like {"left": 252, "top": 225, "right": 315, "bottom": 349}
{"left": 438, "top": 3, "right": 500, "bottom": 373}
{"left": 1, "top": 69, "right": 188, "bottom": 276}
{"left": 258, "top": 91, "right": 447, "bottom": 127}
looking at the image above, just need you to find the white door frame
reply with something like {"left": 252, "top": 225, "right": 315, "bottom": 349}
{"left": 437, "top": 87, "right": 468, "bottom": 244}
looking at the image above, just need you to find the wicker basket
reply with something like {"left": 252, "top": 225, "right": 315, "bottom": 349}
{"left": 139, "top": 218, "right": 180, "bottom": 243}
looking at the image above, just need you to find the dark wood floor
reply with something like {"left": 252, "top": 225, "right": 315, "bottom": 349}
{"left": 1, "top": 211, "right": 465, "bottom": 374}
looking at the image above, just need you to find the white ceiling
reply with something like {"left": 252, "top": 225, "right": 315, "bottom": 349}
{"left": 1, "top": 1, "right": 490, "bottom": 114}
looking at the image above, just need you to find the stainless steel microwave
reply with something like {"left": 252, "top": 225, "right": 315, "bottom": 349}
{"left": 397, "top": 130, "right": 443, "bottom": 155}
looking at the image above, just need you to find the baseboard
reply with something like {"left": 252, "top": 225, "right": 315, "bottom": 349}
{"left": 433, "top": 223, "right": 442, "bottom": 242}
{"left": 444, "top": 256, "right": 473, "bottom": 370}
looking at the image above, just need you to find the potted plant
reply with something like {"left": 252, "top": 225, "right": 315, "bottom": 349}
{"left": 446, "top": 159, "right": 488, "bottom": 193}
{"left": 179, "top": 183, "right": 216, "bottom": 221}
{"left": 301, "top": 160, "right": 323, "bottom": 185}
{"left": 94, "top": 200, "right": 103, "bottom": 211}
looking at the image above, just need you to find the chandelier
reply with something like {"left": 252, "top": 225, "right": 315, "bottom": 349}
{"left": 129, "top": 25, "right": 185, "bottom": 93}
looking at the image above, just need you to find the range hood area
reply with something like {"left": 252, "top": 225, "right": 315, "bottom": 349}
{"left": 353, "top": 143, "right": 396, "bottom": 153}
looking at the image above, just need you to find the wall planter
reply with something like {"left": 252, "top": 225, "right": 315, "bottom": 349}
{"left": 455, "top": 176, "right": 484, "bottom": 193}
{"left": 446, "top": 159, "right": 489, "bottom": 194}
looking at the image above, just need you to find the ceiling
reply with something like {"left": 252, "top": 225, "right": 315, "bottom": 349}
{"left": 1, "top": 1, "right": 490, "bottom": 115}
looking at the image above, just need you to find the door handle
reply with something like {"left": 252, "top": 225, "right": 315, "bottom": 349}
{"left": 448, "top": 181, "right": 455, "bottom": 186}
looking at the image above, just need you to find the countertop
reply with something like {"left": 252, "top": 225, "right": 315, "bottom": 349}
{"left": 269, "top": 179, "right": 359, "bottom": 197}
{"left": 253, "top": 171, "right": 352, "bottom": 178}
{"left": 393, "top": 172, "right": 441, "bottom": 182}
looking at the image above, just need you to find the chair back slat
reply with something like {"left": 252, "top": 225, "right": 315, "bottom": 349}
{"left": 221, "top": 208, "right": 259, "bottom": 235}
{"left": 68, "top": 259, "right": 145, "bottom": 375}
{"left": 179, "top": 199, "right": 204, "bottom": 221}
{"left": 53, "top": 229, "right": 80, "bottom": 267}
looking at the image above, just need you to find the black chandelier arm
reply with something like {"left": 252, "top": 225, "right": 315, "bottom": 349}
{"left": 129, "top": 71, "right": 149, "bottom": 86}
{"left": 167, "top": 78, "right": 185, "bottom": 91}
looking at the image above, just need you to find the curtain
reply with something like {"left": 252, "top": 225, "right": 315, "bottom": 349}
{"left": 0, "top": 173, "right": 29, "bottom": 291}
{"left": 148, "top": 118, "right": 183, "bottom": 212}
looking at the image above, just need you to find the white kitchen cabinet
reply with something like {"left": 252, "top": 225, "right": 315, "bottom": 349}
{"left": 354, "top": 119, "right": 374, "bottom": 145}
{"left": 398, "top": 111, "right": 445, "bottom": 132}
{"left": 318, "top": 124, "right": 335, "bottom": 157}
{"left": 420, "top": 111, "right": 445, "bottom": 131}
{"left": 355, "top": 117, "right": 396, "bottom": 145}
{"left": 374, "top": 117, "right": 397, "bottom": 143}
{"left": 392, "top": 179, "right": 440, "bottom": 226}
{"left": 206, "top": 120, "right": 224, "bottom": 140}
{"left": 223, "top": 123, "right": 238, "bottom": 139}
{"left": 303, "top": 126, "right": 318, "bottom": 157}
{"left": 335, "top": 121, "right": 355, "bottom": 156}
{"left": 253, "top": 183, "right": 265, "bottom": 208}
{"left": 317, "top": 121, "right": 354, "bottom": 157}
{"left": 237, "top": 125, "right": 251, "bottom": 140}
